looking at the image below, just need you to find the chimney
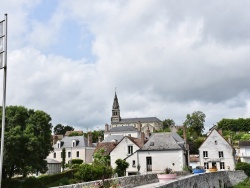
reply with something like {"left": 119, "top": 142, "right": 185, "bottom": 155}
{"left": 53, "top": 135, "right": 58, "bottom": 145}
{"left": 98, "top": 136, "right": 102, "bottom": 143}
{"left": 137, "top": 121, "right": 142, "bottom": 132}
{"left": 183, "top": 126, "right": 187, "bottom": 148}
{"left": 141, "top": 132, "right": 145, "bottom": 145}
{"left": 218, "top": 129, "right": 223, "bottom": 135}
{"left": 146, "top": 127, "right": 151, "bottom": 138}
{"left": 88, "top": 132, "right": 93, "bottom": 147}
{"left": 105, "top": 123, "right": 109, "bottom": 132}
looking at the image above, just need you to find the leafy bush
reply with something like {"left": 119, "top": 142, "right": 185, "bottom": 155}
{"left": 71, "top": 159, "right": 84, "bottom": 165}
{"left": 236, "top": 162, "right": 250, "bottom": 176}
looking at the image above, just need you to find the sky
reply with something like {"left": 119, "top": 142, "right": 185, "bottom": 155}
{"left": 0, "top": 0, "right": 250, "bottom": 133}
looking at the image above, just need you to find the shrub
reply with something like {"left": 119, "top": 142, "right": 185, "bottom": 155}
{"left": 236, "top": 162, "right": 250, "bottom": 176}
{"left": 71, "top": 159, "right": 84, "bottom": 165}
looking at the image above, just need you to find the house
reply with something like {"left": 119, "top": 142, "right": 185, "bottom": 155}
{"left": 104, "top": 125, "right": 141, "bottom": 139}
{"left": 239, "top": 141, "right": 250, "bottom": 163}
{"left": 47, "top": 132, "right": 95, "bottom": 164}
{"left": 189, "top": 155, "right": 200, "bottom": 169}
{"left": 109, "top": 92, "right": 163, "bottom": 133}
{"left": 199, "top": 129, "right": 236, "bottom": 171}
{"left": 125, "top": 132, "right": 188, "bottom": 175}
{"left": 109, "top": 135, "right": 144, "bottom": 169}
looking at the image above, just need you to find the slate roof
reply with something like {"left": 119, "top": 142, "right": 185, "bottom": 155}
{"left": 239, "top": 141, "right": 250, "bottom": 147}
{"left": 53, "top": 136, "right": 94, "bottom": 148}
{"left": 114, "top": 117, "right": 162, "bottom": 124}
{"left": 141, "top": 132, "right": 184, "bottom": 150}
{"left": 108, "top": 126, "right": 138, "bottom": 132}
{"left": 46, "top": 158, "right": 61, "bottom": 164}
{"left": 102, "top": 135, "right": 124, "bottom": 143}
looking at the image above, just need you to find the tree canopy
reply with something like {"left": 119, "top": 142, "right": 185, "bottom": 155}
{"left": 217, "top": 118, "right": 250, "bottom": 132}
{"left": 0, "top": 106, "right": 53, "bottom": 178}
{"left": 184, "top": 111, "right": 206, "bottom": 137}
{"left": 53, "top": 124, "right": 74, "bottom": 135}
{"left": 163, "top": 119, "right": 175, "bottom": 130}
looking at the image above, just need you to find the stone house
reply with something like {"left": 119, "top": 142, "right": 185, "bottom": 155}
{"left": 47, "top": 133, "right": 95, "bottom": 164}
{"left": 199, "top": 129, "right": 236, "bottom": 171}
{"left": 125, "top": 132, "right": 188, "bottom": 175}
{"left": 238, "top": 140, "right": 250, "bottom": 163}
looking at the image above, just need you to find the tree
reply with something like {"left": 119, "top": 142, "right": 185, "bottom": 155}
{"left": 62, "top": 148, "right": 66, "bottom": 171}
{"left": 115, "top": 159, "right": 129, "bottom": 177}
{"left": 163, "top": 119, "right": 175, "bottom": 130}
{"left": 0, "top": 106, "right": 53, "bottom": 178}
{"left": 53, "top": 124, "right": 74, "bottom": 135}
{"left": 184, "top": 111, "right": 206, "bottom": 137}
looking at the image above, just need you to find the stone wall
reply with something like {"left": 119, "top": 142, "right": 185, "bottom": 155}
{"left": 156, "top": 171, "right": 247, "bottom": 188}
{"left": 51, "top": 171, "right": 247, "bottom": 188}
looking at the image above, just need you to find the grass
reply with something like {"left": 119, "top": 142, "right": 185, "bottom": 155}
{"left": 233, "top": 177, "right": 250, "bottom": 188}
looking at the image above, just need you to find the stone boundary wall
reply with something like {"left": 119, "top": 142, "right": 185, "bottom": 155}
{"left": 156, "top": 171, "right": 247, "bottom": 188}
{"left": 51, "top": 171, "right": 247, "bottom": 188}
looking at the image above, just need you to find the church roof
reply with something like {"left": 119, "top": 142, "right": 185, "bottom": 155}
{"left": 113, "top": 117, "right": 162, "bottom": 124}
{"left": 112, "top": 92, "right": 120, "bottom": 109}
{"left": 141, "top": 132, "right": 184, "bottom": 150}
{"left": 108, "top": 126, "right": 138, "bottom": 132}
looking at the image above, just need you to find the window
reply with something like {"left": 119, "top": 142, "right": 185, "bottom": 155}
{"left": 76, "top": 151, "right": 79, "bottom": 158}
{"left": 128, "top": 145, "right": 133, "bottom": 155}
{"left": 61, "top": 152, "right": 62, "bottom": 158}
{"left": 219, "top": 151, "right": 224, "bottom": 158}
{"left": 146, "top": 157, "right": 152, "bottom": 172}
{"left": 72, "top": 142, "right": 75, "bottom": 147}
{"left": 203, "top": 151, "right": 208, "bottom": 158}
{"left": 57, "top": 143, "right": 60, "bottom": 148}
{"left": 204, "top": 162, "right": 209, "bottom": 169}
{"left": 132, "top": 160, "right": 136, "bottom": 167}
{"left": 215, "top": 140, "right": 217, "bottom": 145}
{"left": 53, "top": 152, "right": 56, "bottom": 158}
{"left": 68, "top": 151, "right": 71, "bottom": 158}
{"left": 220, "top": 162, "right": 225, "bottom": 169}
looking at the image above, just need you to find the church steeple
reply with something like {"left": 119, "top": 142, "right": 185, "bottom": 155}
{"left": 111, "top": 92, "right": 121, "bottom": 123}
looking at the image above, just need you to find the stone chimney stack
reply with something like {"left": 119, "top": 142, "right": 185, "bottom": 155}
{"left": 105, "top": 123, "right": 109, "bottom": 132}
{"left": 183, "top": 125, "right": 187, "bottom": 148}
{"left": 218, "top": 129, "right": 223, "bottom": 135}
{"left": 137, "top": 121, "right": 142, "bottom": 132}
{"left": 141, "top": 132, "right": 145, "bottom": 145}
{"left": 53, "top": 135, "right": 58, "bottom": 145}
{"left": 88, "top": 132, "right": 93, "bottom": 147}
{"left": 146, "top": 127, "right": 151, "bottom": 138}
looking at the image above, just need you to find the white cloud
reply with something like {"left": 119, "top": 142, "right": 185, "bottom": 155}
{"left": 1, "top": 0, "right": 250, "bottom": 132}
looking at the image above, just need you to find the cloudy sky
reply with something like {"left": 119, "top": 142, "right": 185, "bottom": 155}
{"left": 0, "top": 0, "right": 250, "bottom": 133}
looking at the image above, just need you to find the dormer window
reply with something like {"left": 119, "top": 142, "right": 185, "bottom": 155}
{"left": 72, "top": 139, "right": 79, "bottom": 147}
{"left": 215, "top": 140, "right": 217, "bottom": 145}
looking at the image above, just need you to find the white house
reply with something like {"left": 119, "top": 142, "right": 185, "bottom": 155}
{"left": 125, "top": 132, "right": 188, "bottom": 175}
{"left": 199, "top": 129, "right": 236, "bottom": 171}
{"left": 47, "top": 133, "right": 95, "bottom": 165}
{"left": 104, "top": 126, "right": 141, "bottom": 139}
{"left": 189, "top": 155, "right": 200, "bottom": 169}
{"left": 239, "top": 141, "right": 250, "bottom": 163}
{"left": 110, "top": 136, "right": 144, "bottom": 169}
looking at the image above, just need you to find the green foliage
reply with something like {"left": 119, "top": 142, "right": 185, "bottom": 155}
{"left": 233, "top": 177, "right": 250, "bottom": 188}
{"left": 71, "top": 159, "right": 84, "bottom": 165}
{"left": 184, "top": 111, "right": 206, "bottom": 136}
{"left": 83, "top": 130, "right": 104, "bottom": 143}
{"left": 163, "top": 119, "right": 175, "bottom": 130}
{"left": 114, "top": 159, "right": 129, "bottom": 177}
{"left": 188, "top": 137, "right": 205, "bottom": 154}
{"left": 53, "top": 124, "right": 74, "bottom": 135}
{"left": 0, "top": 106, "right": 53, "bottom": 178}
{"left": 236, "top": 162, "right": 250, "bottom": 177}
{"left": 217, "top": 118, "right": 250, "bottom": 132}
{"left": 68, "top": 132, "right": 83, "bottom": 136}
{"left": 62, "top": 148, "right": 66, "bottom": 170}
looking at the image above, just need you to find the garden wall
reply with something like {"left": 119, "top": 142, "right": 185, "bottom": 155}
{"left": 51, "top": 170, "right": 247, "bottom": 188}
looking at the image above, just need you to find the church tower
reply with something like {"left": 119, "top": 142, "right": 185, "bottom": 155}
{"left": 111, "top": 92, "right": 121, "bottom": 123}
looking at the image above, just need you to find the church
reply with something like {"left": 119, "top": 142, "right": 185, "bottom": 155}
{"left": 108, "top": 92, "right": 163, "bottom": 133}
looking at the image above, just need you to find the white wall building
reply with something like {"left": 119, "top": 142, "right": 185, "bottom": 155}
{"left": 47, "top": 134, "right": 95, "bottom": 165}
{"left": 125, "top": 132, "right": 188, "bottom": 175}
{"left": 239, "top": 141, "right": 250, "bottom": 163}
{"left": 110, "top": 136, "right": 143, "bottom": 169}
{"left": 199, "top": 129, "right": 236, "bottom": 171}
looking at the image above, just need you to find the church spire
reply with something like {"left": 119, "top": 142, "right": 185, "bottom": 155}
{"left": 111, "top": 92, "right": 121, "bottom": 123}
